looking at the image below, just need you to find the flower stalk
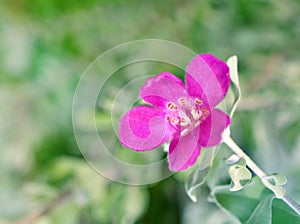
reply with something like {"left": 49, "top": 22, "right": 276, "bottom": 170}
{"left": 223, "top": 135, "right": 300, "bottom": 216}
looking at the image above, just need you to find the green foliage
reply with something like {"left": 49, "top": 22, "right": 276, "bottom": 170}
{"left": 272, "top": 199, "right": 300, "bottom": 224}
{"left": 211, "top": 177, "right": 300, "bottom": 224}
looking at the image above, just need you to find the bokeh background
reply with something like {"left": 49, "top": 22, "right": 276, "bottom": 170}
{"left": 1, "top": 0, "right": 300, "bottom": 223}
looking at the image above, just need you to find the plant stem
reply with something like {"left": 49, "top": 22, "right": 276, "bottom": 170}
{"left": 282, "top": 195, "right": 300, "bottom": 216}
{"left": 224, "top": 136, "right": 266, "bottom": 178}
{"left": 223, "top": 136, "right": 300, "bottom": 216}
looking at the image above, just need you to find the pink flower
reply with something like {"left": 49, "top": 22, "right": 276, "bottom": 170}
{"left": 119, "top": 54, "right": 231, "bottom": 171}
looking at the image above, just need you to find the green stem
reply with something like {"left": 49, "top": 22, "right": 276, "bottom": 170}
{"left": 223, "top": 136, "right": 300, "bottom": 216}
{"left": 282, "top": 195, "right": 300, "bottom": 216}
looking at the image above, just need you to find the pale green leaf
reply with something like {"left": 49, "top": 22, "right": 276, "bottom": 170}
{"left": 227, "top": 55, "right": 239, "bottom": 86}
{"left": 228, "top": 157, "right": 252, "bottom": 192}
{"left": 262, "top": 174, "right": 287, "bottom": 198}
{"left": 229, "top": 165, "right": 252, "bottom": 192}
{"left": 226, "top": 55, "right": 241, "bottom": 118}
{"left": 185, "top": 166, "right": 210, "bottom": 202}
{"left": 184, "top": 147, "right": 218, "bottom": 202}
{"left": 226, "top": 154, "right": 240, "bottom": 165}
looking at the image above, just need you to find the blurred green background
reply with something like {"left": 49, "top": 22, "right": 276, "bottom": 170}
{"left": 1, "top": 0, "right": 300, "bottom": 223}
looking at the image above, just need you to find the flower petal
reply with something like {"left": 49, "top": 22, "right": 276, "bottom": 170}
{"left": 140, "top": 72, "right": 187, "bottom": 107}
{"left": 119, "top": 106, "right": 175, "bottom": 151}
{"left": 199, "top": 109, "right": 230, "bottom": 147}
{"left": 168, "top": 126, "right": 201, "bottom": 171}
{"left": 186, "top": 54, "right": 230, "bottom": 107}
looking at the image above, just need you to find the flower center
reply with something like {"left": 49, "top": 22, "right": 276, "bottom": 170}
{"left": 165, "top": 97, "right": 210, "bottom": 136}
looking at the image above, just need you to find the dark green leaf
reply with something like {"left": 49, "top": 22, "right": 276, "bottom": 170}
{"left": 272, "top": 199, "right": 300, "bottom": 224}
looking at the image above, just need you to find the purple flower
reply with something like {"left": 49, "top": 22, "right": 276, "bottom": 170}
{"left": 119, "top": 54, "right": 231, "bottom": 171}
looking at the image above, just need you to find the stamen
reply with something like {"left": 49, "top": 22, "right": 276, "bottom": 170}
{"left": 194, "top": 120, "right": 200, "bottom": 127}
{"left": 167, "top": 102, "right": 178, "bottom": 110}
{"left": 191, "top": 109, "right": 202, "bottom": 120}
{"left": 179, "top": 97, "right": 187, "bottom": 107}
{"left": 179, "top": 111, "right": 191, "bottom": 123}
{"left": 171, "top": 118, "right": 177, "bottom": 124}
{"left": 195, "top": 98, "right": 203, "bottom": 105}
{"left": 180, "top": 120, "right": 190, "bottom": 126}
{"left": 202, "top": 108, "right": 210, "bottom": 116}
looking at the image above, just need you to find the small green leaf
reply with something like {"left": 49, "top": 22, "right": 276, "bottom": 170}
{"left": 228, "top": 157, "right": 252, "bottom": 192}
{"left": 226, "top": 154, "right": 240, "bottom": 164}
{"left": 262, "top": 174, "right": 287, "bottom": 198}
{"left": 271, "top": 173, "right": 287, "bottom": 185}
{"left": 229, "top": 165, "right": 252, "bottom": 191}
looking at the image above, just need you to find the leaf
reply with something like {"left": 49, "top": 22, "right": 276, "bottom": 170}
{"left": 262, "top": 173, "right": 287, "bottom": 198}
{"left": 226, "top": 154, "right": 240, "bottom": 164}
{"left": 272, "top": 198, "right": 300, "bottom": 224}
{"left": 227, "top": 55, "right": 239, "bottom": 86}
{"left": 184, "top": 147, "right": 218, "bottom": 202}
{"left": 210, "top": 177, "right": 300, "bottom": 224}
{"left": 227, "top": 157, "right": 252, "bottom": 192}
{"left": 246, "top": 194, "right": 274, "bottom": 224}
{"left": 205, "top": 145, "right": 239, "bottom": 190}
{"left": 185, "top": 166, "right": 210, "bottom": 202}
{"left": 211, "top": 177, "right": 272, "bottom": 223}
{"left": 226, "top": 55, "right": 241, "bottom": 118}
{"left": 229, "top": 164, "right": 252, "bottom": 192}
